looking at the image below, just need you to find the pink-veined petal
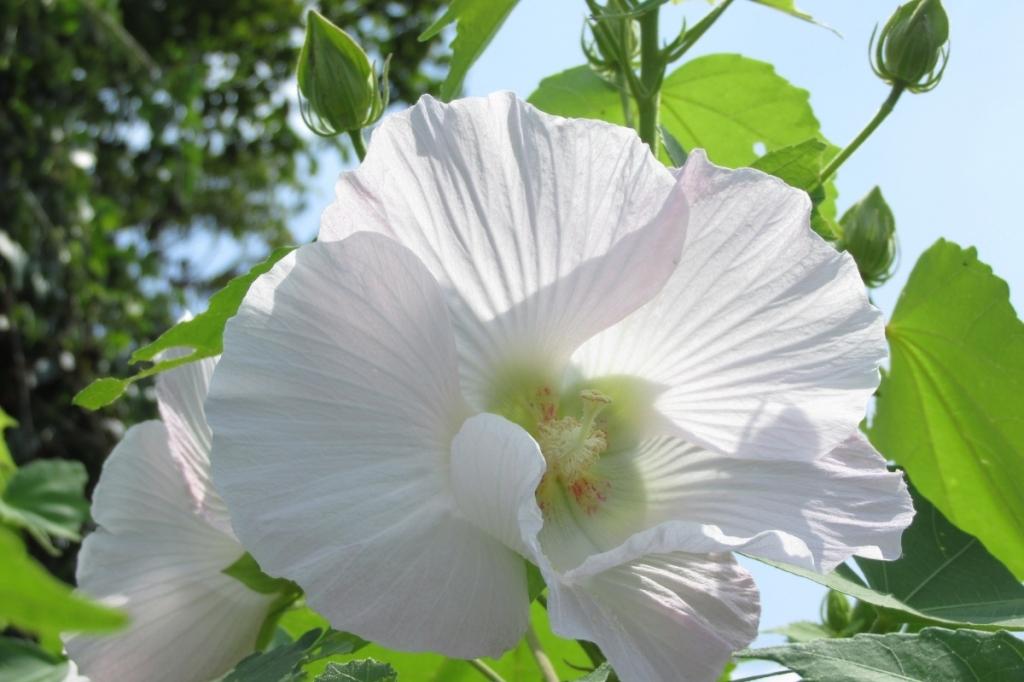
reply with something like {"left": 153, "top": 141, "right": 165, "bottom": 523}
{"left": 574, "top": 150, "right": 886, "bottom": 460}
{"left": 321, "top": 92, "right": 687, "bottom": 408}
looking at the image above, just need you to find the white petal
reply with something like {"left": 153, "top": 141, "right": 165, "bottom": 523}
{"left": 568, "top": 432, "right": 913, "bottom": 575}
{"left": 547, "top": 553, "right": 759, "bottom": 682}
{"left": 155, "top": 356, "right": 233, "bottom": 536}
{"left": 208, "top": 233, "right": 528, "bottom": 658}
{"left": 447, "top": 413, "right": 549, "bottom": 645}
{"left": 321, "top": 92, "right": 686, "bottom": 408}
{"left": 573, "top": 150, "right": 885, "bottom": 460}
{"left": 450, "top": 412, "right": 547, "bottom": 559}
{"left": 66, "top": 422, "right": 273, "bottom": 682}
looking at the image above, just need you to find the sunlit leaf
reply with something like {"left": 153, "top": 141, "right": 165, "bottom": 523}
{"left": 420, "top": 0, "right": 519, "bottom": 100}
{"left": 0, "top": 527, "right": 126, "bottom": 640}
{"left": 529, "top": 55, "right": 824, "bottom": 168}
{"left": 872, "top": 239, "right": 1024, "bottom": 579}
{"left": 74, "top": 246, "right": 294, "bottom": 410}
{"left": 660, "top": 54, "right": 821, "bottom": 167}
{"left": 739, "top": 628, "right": 1024, "bottom": 681}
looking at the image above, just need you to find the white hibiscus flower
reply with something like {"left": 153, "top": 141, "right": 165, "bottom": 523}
{"left": 206, "top": 93, "right": 913, "bottom": 682}
{"left": 65, "top": 358, "right": 278, "bottom": 682}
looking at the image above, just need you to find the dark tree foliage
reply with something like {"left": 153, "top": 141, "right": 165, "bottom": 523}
{"left": 0, "top": 0, "right": 448, "bottom": 578}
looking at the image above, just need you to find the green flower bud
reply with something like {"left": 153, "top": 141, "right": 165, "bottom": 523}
{"left": 838, "top": 187, "right": 898, "bottom": 288}
{"left": 824, "top": 589, "right": 852, "bottom": 633}
{"left": 871, "top": 0, "right": 950, "bottom": 93}
{"left": 297, "top": 11, "right": 390, "bottom": 136}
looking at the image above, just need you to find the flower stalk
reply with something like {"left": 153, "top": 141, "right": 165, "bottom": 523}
{"left": 635, "top": 7, "right": 662, "bottom": 151}
{"left": 525, "top": 623, "right": 560, "bottom": 682}
{"left": 348, "top": 129, "right": 367, "bottom": 162}
{"left": 817, "top": 83, "right": 904, "bottom": 187}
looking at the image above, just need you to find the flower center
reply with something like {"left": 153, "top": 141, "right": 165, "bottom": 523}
{"left": 535, "top": 389, "right": 612, "bottom": 515}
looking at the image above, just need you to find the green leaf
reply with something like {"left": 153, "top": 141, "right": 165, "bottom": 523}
{"left": 750, "top": 138, "right": 829, "bottom": 190}
{"left": 225, "top": 628, "right": 322, "bottom": 682}
{"left": 660, "top": 54, "right": 822, "bottom": 168}
{"left": 316, "top": 660, "right": 397, "bottom": 682}
{"left": 860, "top": 485, "right": 1024, "bottom": 628}
{"left": 771, "top": 620, "right": 836, "bottom": 643}
{"left": 300, "top": 602, "right": 589, "bottom": 681}
{"left": 749, "top": 139, "right": 839, "bottom": 239}
{"left": 758, "top": 485, "right": 1024, "bottom": 630}
{"left": 571, "top": 663, "right": 612, "bottom": 682}
{"left": 0, "top": 459, "right": 89, "bottom": 554}
{"left": 419, "top": 0, "right": 519, "bottom": 100}
{"left": 0, "top": 527, "right": 127, "bottom": 640}
{"left": 528, "top": 65, "right": 624, "bottom": 125}
{"left": 739, "top": 628, "right": 1024, "bottom": 681}
{"left": 0, "top": 637, "right": 69, "bottom": 682}
{"left": 871, "top": 239, "right": 1024, "bottom": 579}
{"left": 223, "top": 551, "right": 298, "bottom": 595}
{"left": 660, "top": 126, "right": 688, "bottom": 167}
{"left": 529, "top": 55, "right": 823, "bottom": 169}
{"left": 0, "top": 408, "right": 16, "bottom": 487}
{"left": 750, "top": 0, "right": 837, "bottom": 33}
{"left": 74, "top": 246, "right": 294, "bottom": 410}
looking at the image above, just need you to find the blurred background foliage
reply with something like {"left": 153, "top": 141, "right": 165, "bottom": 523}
{"left": 0, "top": 0, "right": 450, "bottom": 581}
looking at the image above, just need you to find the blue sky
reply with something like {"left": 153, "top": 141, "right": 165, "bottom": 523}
{"left": 286, "top": 0, "right": 1023, "bottom": 658}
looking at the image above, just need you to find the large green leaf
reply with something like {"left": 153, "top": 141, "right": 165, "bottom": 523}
{"left": 856, "top": 486, "right": 1024, "bottom": 628}
{"left": 871, "top": 239, "right": 1024, "bottom": 579}
{"left": 758, "top": 486, "right": 1024, "bottom": 630}
{"left": 0, "top": 458, "right": 89, "bottom": 554}
{"left": 419, "top": 0, "right": 519, "bottom": 100}
{"left": 739, "top": 628, "right": 1024, "bottom": 681}
{"left": 660, "top": 54, "right": 821, "bottom": 167}
{"left": 74, "top": 246, "right": 294, "bottom": 410}
{"left": 0, "top": 527, "right": 127, "bottom": 640}
{"left": 529, "top": 66, "right": 624, "bottom": 126}
{"left": 0, "top": 637, "right": 69, "bottom": 682}
{"left": 529, "top": 55, "right": 822, "bottom": 168}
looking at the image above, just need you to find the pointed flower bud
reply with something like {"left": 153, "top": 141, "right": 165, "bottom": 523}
{"left": 871, "top": 0, "right": 950, "bottom": 93}
{"left": 838, "top": 187, "right": 898, "bottom": 288}
{"left": 824, "top": 590, "right": 852, "bottom": 632}
{"left": 297, "top": 11, "right": 390, "bottom": 136}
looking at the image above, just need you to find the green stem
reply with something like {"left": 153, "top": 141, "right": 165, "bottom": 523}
{"left": 348, "top": 128, "right": 367, "bottom": 162}
{"left": 635, "top": 6, "right": 662, "bottom": 151}
{"left": 525, "top": 623, "right": 560, "bottom": 682}
{"left": 818, "top": 83, "right": 904, "bottom": 186}
{"left": 469, "top": 659, "right": 507, "bottom": 682}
